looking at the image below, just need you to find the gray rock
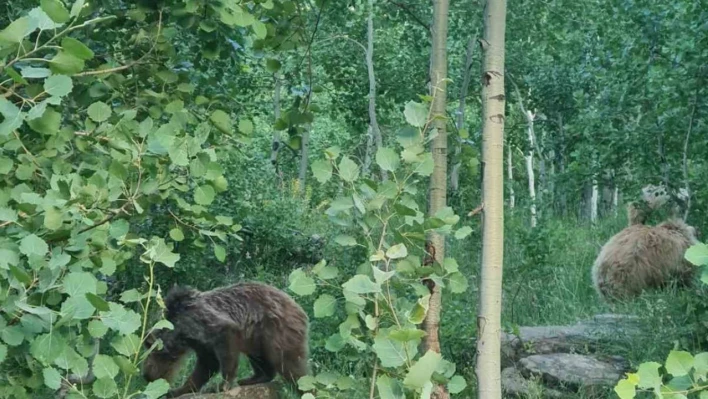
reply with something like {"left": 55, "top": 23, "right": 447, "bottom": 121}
{"left": 519, "top": 353, "right": 628, "bottom": 389}
{"left": 501, "top": 314, "right": 639, "bottom": 366}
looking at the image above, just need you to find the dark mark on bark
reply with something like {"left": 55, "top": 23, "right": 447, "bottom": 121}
{"left": 490, "top": 114, "right": 504, "bottom": 123}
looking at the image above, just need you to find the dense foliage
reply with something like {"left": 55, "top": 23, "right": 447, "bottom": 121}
{"left": 0, "top": 0, "right": 706, "bottom": 398}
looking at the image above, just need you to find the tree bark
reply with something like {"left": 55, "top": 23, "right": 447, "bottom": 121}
{"left": 451, "top": 36, "right": 476, "bottom": 192}
{"left": 682, "top": 84, "right": 699, "bottom": 220}
{"left": 425, "top": 0, "right": 450, "bottom": 398}
{"left": 510, "top": 78, "right": 537, "bottom": 227}
{"left": 590, "top": 177, "right": 599, "bottom": 223}
{"left": 475, "top": 0, "right": 506, "bottom": 398}
{"left": 269, "top": 76, "right": 282, "bottom": 170}
{"left": 298, "top": 125, "right": 310, "bottom": 191}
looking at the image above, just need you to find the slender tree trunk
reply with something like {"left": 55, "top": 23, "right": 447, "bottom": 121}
{"left": 270, "top": 76, "right": 282, "bottom": 169}
{"left": 682, "top": 84, "right": 699, "bottom": 220}
{"left": 524, "top": 145, "right": 537, "bottom": 228}
{"left": 362, "top": 126, "right": 374, "bottom": 176}
{"left": 451, "top": 36, "right": 476, "bottom": 192}
{"left": 476, "top": 0, "right": 506, "bottom": 398}
{"left": 425, "top": 1, "right": 450, "bottom": 398}
{"left": 298, "top": 125, "right": 310, "bottom": 191}
{"left": 510, "top": 78, "right": 538, "bottom": 227}
{"left": 557, "top": 114, "right": 567, "bottom": 216}
{"left": 613, "top": 186, "right": 619, "bottom": 216}
{"left": 507, "top": 142, "right": 515, "bottom": 209}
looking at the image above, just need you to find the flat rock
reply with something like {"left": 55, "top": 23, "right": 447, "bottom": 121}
{"left": 501, "top": 367, "right": 565, "bottom": 398}
{"left": 175, "top": 383, "right": 281, "bottom": 399}
{"left": 501, "top": 314, "right": 639, "bottom": 366}
{"left": 519, "top": 353, "right": 628, "bottom": 389}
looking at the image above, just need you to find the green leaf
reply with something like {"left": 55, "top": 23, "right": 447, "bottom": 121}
{"left": 266, "top": 58, "right": 281, "bottom": 73}
{"left": 88, "top": 320, "right": 108, "bottom": 338}
{"left": 168, "top": 227, "right": 184, "bottom": 242}
{"left": 41, "top": 0, "right": 70, "bottom": 23}
{"left": 49, "top": 51, "right": 84, "bottom": 74}
{"left": 70, "top": 0, "right": 85, "bottom": 18}
{"left": 210, "top": 109, "right": 233, "bottom": 134}
{"left": 1, "top": 326, "right": 24, "bottom": 346}
{"left": 43, "top": 206, "right": 63, "bottom": 230}
{"left": 311, "top": 160, "right": 333, "bottom": 183}
{"left": 93, "top": 354, "right": 119, "bottom": 379}
{"left": 86, "top": 293, "right": 110, "bottom": 312}
{"left": 93, "top": 377, "right": 118, "bottom": 398}
{"left": 377, "top": 375, "right": 405, "bottom": 399}
{"left": 143, "top": 238, "right": 180, "bottom": 268}
{"left": 334, "top": 235, "right": 357, "bottom": 247}
{"left": 372, "top": 267, "right": 396, "bottom": 285}
{"left": 614, "top": 378, "right": 637, "bottom": 399}
{"left": 0, "top": 98, "right": 24, "bottom": 137}
{"left": 64, "top": 272, "right": 98, "bottom": 296}
{"left": 403, "top": 350, "right": 442, "bottom": 389}
{"left": 20, "top": 234, "right": 49, "bottom": 257}
{"left": 27, "top": 106, "right": 61, "bottom": 135}
{"left": 21, "top": 66, "right": 51, "bottom": 78}
{"left": 338, "top": 156, "right": 360, "bottom": 182}
{"left": 454, "top": 226, "right": 473, "bottom": 240}
{"left": 214, "top": 244, "right": 226, "bottom": 262}
{"left": 0, "top": 344, "right": 7, "bottom": 364}
{"left": 448, "top": 375, "right": 467, "bottom": 394}
{"left": 404, "top": 101, "right": 428, "bottom": 127}
{"left": 685, "top": 243, "right": 708, "bottom": 266}
{"left": 120, "top": 289, "right": 141, "bottom": 303}
{"left": 389, "top": 328, "right": 426, "bottom": 342}
{"left": 414, "top": 152, "right": 434, "bottom": 176}
{"left": 637, "top": 362, "right": 662, "bottom": 389}
{"left": 61, "top": 37, "right": 93, "bottom": 60}
{"left": 666, "top": 350, "right": 694, "bottom": 377}
{"left": 238, "top": 119, "right": 254, "bottom": 135}
{"left": 373, "top": 336, "right": 408, "bottom": 367}
{"left": 408, "top": 294, "right": 430, "bottom": 324}
{"left": 87, "top": 101, "right": 111, "bottom": 122}
{"left": 61, "top": 296, "right": 95, "bottom": 320}
{"left": 288, "top": 268, "right": 316, "bottom": 296}
{"left": 111, "top": 334, "right": 140, "bottom": 357}
{"left": 143, "top": 379, "right": 171, "bottom": 399}
{"left": 386, "top": 244, "right": 408, "bottom": 259}
{"left": 0, "top": 17, "right": 32, "bottom": 44}
{"left": 0, "top": 207, "right": 17, "bottom": 223}
{"left": 376, "top": 147, "right": 400, "bottom": 172}
{"left": 448, "top": 272, "right": 468, "bottom": 293}
{"left": 44, "top": 74, "right": 73, "bottom": 98}
{"left": 31, "top": 333, "right": 67, "bottom": 364}
{"left": 100, "top": 303, "right": 141, "bottom": 335}
{"left": 252, "top": 21, "right": 267, "bottom": 39}
{"left": 314, "top": 294, "right": 336, "bottom": 318}
{"left": 43, "top": 367, "right": 62, "bottom": 390}
{"left": 342, "top": 275, "right": 380, "bottom": 294}
{"left": 0, "top": 156, "right": 13, "bottom": 174}
{"left": 194, "top": 185, "right": 216, "bottom": 205}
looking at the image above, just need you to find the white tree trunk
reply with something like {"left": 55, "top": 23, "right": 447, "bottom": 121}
{"left": 524, "top": 110, "right": 537, "bottom": 228}
{"left": 507, "top": 142, "right": 515, "bottom": 209}
{"left": 613, "top": 186, "right": 619, "bottom": 216}
{"left": 476, "top": 0, "right": 507, "bottom": 397}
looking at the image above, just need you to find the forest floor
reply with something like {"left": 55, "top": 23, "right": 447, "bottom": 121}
{"left": 164, "top": 212, "right": 704, "bottom": 398}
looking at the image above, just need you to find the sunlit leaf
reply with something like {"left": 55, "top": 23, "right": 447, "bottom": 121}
{"left": 403, "top": 350, "right": 442, "bottom": 389}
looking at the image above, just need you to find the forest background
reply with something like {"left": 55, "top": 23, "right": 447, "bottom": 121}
{"left": 0, "top": 0, "right": 707, "bottom": 398}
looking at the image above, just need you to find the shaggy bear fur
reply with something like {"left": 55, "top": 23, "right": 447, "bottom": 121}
{"left": 141, "top": 282, "right": 309, "bottom": 397}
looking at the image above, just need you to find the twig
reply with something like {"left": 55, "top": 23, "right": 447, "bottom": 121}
{"left": 467, "top": 203, "right": 484, "bottom": 217}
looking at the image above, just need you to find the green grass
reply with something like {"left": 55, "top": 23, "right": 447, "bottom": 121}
{"left": 439, "top": 210, "right": 705, "bottom": 398}
{"left": 79, "top": 210, "right": 704, "bottom": 399}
